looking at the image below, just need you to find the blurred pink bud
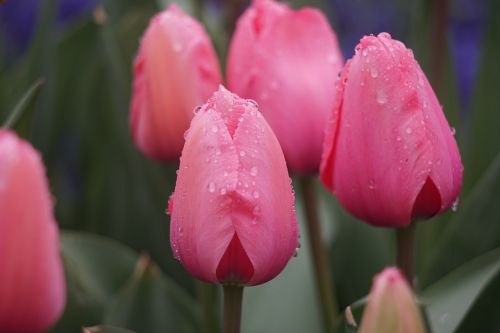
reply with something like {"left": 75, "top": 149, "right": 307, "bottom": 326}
{"left": 130, "top": 4, "right": 222, "bottom": 162}
{"left": 227, "top": 0, "right": 343, "bottom": 174}
{"left": 358, "top": 268, "right": 427, "bottom": 333}
{"left": 0, "top": 130, "right": 66, "bottom": 333}
{"left": 169, "top": 86, "right": 298, "bottom": 285}
{"left": 320, "top": 32, "right": 463, "bottom": 227}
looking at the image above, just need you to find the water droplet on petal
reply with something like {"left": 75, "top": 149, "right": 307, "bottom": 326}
{"left": 211, "top": 125, "right": 218, "bottom": 133}
{"left": 253, "top": 191, "right": 260, "bottom": 199}
{"left": 368, "top": 179, "right": 376, "bottom": 190}
{"left": 406, "top": 127, "right": 413, "bottom": 134}
{"left": 451, "top": 127, "right": 456, "bottom": 136}
{"left": 376, "top": 90, "right": 387, "bottom": 104}
{"left": 194, "top": 105, "right": 202, "bottom": 114}
{"left": 370, "top": 67, "right": 379, "bottom": 78}
{"left": 208, "top": 182, "right": 216, "bottom": 193}
{"left": 250, "top": 166, "right": 258, "bottom": 176}
{"left": 240, "top": 150, "right": 246, "bottom": 157}
{"left": 220, "top": 188, "right": 227, "bottom": 195}
{"left": 451, "top": 197, "right": 460, "bottom": 212}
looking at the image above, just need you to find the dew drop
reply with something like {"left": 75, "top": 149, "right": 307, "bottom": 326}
{"left": 451, "top": 127, "right": 456, "bottom": 136}
{"left": 215, "top": 148, "right": 221, "bottom": 156}
{"left": 220, "top": 188, "right": 227, "bottom": 195}
{"left": 247, "top": 99, "right": 259, "bottom": 108}
{"left": 194, "top": 105, "right": 203, "bottom": 114}
{"left": 368, "top": 179, "right": 376, "bottom": 190}
{"left": 208, "top": 182, "right": 216, "bottom": 193}
{"left": 370, "top": 67, "right": 379, "bottom": 78}
{"left": 396, "top": 136, "right": 402, "bottom": 142}
{"left": 451, "top": 197, "right": 460, "bottom": 212}
{"left": 376, "top": 90, "right": 387, "bottom": 104}
{"left": 223, "top": 171, "right": 228, "bottom": 177}
{"left": 240, "top": 150, "right": 246, "bottom": 157}
{"left": 211, "top": 125, "right": 218, "bottom": 133}
{"left": 406, "top": 127, "right": 413, "bottom": 134}
{"left": 362, "top": 49, "right": 368, "bottom": 57}
{"left": 253, "top": 191, "right": 260, "bottom": 199}
{"left": 250, "top": 166, "right": 258, "bottom": 176}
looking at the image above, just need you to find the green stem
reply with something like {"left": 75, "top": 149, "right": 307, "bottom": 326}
{"left": 430, "top": 0, "right": 447, "bottom": 90}
{"left": 396, "top": 224, "right": 416, "bottom": 287}
{"left": 223, "top": 285, "right": 244, "bottom": 333}
{"left": 198, "top": 281, "right": 219, "bottom": 333}
{"left": 300, "top": 177, "right": 338, "bottom": 332}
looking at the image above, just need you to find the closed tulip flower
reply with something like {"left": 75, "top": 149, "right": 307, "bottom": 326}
{"left": 169, "top": 86, "right": 298, "bottom": 285}
{"left": 0, "top": 130, "right": 66, "bottom": 333}
{"left": 227, "top": 0, "right": 343, "bottom": 174}
{"left": 358, "top": 268, "right": 426, "bottom": 333}
{"left": 320, "top": 32, "right": 463, "bottom": 227}
{"left": 130, "top": 4, "right": 222, "bottom": 162}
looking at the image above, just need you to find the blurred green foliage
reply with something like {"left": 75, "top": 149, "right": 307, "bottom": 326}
{"left": 1, "top": 0, "right": 499, "bottom": 332}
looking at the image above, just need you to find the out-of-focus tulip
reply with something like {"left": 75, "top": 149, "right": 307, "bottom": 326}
{"left": 130, "top": 4, "right": 222, "bottom": 162}
{"left": 169, "top": 86, "right": 298, "bottom": 285}
{"left": 358, "top": 268, "right": 426, "bottom": 333}
{"left": 227, "top": 0, "right": 343, "bottom": 174}
{"left": 320, "top": 32, "right": 463, "bottom": 227}
{"left": 0, "top": 130, "right": 66, "bottom": 333}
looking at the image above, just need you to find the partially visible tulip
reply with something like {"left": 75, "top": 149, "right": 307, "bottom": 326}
{"left": 227, "top": 0, "right": 343, "bottom": 174}
{"left": 0, "top": 130, "right": 66, "bottom": 333}
{"left": 358, "top": 268, "right": 426, "bottom": 333}
{"left": 169, "top": 86, "right": 298, "bottom": 285}
{"left": 320, "top": 32, "right": 463, "bottom": 227}
{"left": 130, "top": 4, "right": 222, "bottom": 162}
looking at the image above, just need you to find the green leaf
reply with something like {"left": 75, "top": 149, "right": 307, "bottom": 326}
{"left": 50, "top": 231, "right": 139, "bottom": 332}
{"left": 423, "top": 152, "right": 500, "bottom": 284}
{"left": 104, "top": 256, "right": 199, "bottom": 333}
{"left": 423, "top": 247, "right": 500, "bottom": 333}
{"left": 82, "top": 325, "right": 136, "bottom": 333}
{"left": 2, "top": 78, "right": 44, "bottom": 129}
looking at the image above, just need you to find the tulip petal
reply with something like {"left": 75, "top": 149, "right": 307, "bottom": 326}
{"left": 0, "top": 130, "right": 65, "bottom": 332}
{"left": 130, "top": 4, "right": 222, "bottom": 162}
{"left": 171, "top": 86, "right": 298, "bottom": 285}
{"left": 170, "top": 108, "right": 238, "bottom": 283}
{"left": 231, "top": 101, "right": 298, "bottom": 285}
{"left": 227, "top": 0, "right": 343, "bottom": 174}
{"left": 419, "top": 74, "right": 463, "bottom": 212}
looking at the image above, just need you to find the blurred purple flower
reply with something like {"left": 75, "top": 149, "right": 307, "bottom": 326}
{"left": 449, "top": 0, "right": 487, "bottom": 110}
{"left": 0, "top": 0, "right": 99, "bottom": 61}
{"left": 329, "top": 0, "right": 410, "bottom": 59}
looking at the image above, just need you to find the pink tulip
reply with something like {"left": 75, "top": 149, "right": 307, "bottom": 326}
{"left": 358, "top": 268, "right": 426, "bottom": 333}
{"left": 130, "top": 4, "right": 222, "bottom": 162}
{"left": 320, "top": 32, "right": 463, "bottom": 227}
{"left": 169, "top": 86, "right": 298, "bottom": 285}
{"left": 0, "top": 130, "right": 66, "bottom": 333}
{"left": 227, "top": 0, "right": 343, "bottom": 174}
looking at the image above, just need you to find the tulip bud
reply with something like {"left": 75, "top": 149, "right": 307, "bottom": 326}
{"left": 169, "top": 86, "right": 298, "bottom": 285}
{"left": 320, "top": 32, "right": 463, "bottom": 227}
{"left": 130, "top": 4, "right": 222, "bottom": 162}
{"left": 358, "top": 268, "right": 427, "bottom": 333}
{"left": 0, "top": 130, "right": 66, "bottom": 332}
{"left": 227, "top": 0, "right": 343, "bottom": 174}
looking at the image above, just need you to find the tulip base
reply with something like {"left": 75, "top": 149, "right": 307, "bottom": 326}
{"left": 396, "top": 224, "right": 416, "bottom": 287}
{"left": 223, "top": 285, "right": 244, "bottom": 333}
